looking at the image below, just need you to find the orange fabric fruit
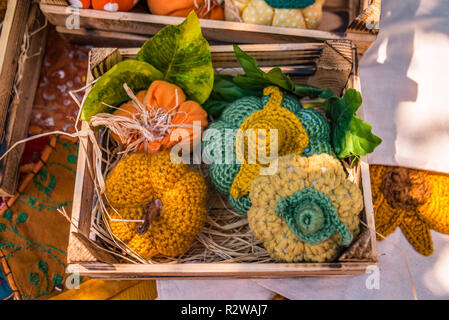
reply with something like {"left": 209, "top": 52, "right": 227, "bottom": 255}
{"left": 68, "top": 0, "right": 92, "bottom": 8}
{"left": 112, "top": 80, "right": 208, "bottom": 153}
{"left": 147, "top": 0, "right": 224, "bottom": 20}
{"left": 91, "top": 0, "right": 139, "bottom": 11}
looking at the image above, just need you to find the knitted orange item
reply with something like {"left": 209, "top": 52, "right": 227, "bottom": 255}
{"left": 147, "top": 0, "right": 225, "bottom": 20}
{"left": 110, "top": 80, "right": 208, "bottom": 154}
{"left": 105, "top": 151, "right": 208, "bottom": 258}
{"left": 370, "top": 165, "right": 449, "bottom": 256}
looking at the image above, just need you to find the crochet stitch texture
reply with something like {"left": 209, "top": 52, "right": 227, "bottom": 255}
{"left": 105, "top": 151, "right": 207, "bottom": 258}
{"left": 247, "top": 153, "right": 363, "bottom": 262}
{"left": 202, "top": 86, "right": 332, "bottom": 215}
{"left": 370, "top": 165, "right": 449, "bottom": 256}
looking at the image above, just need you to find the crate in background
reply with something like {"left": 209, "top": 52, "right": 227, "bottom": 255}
{"left": 39, "top": 0, "right": 381, "bottom": 57}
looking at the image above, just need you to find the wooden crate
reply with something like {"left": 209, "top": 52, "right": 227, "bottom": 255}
{"left": 66, "top": 40, "right": 378, "bottom": 279}
{"left": 39, "top": 0, "right": 381, "bottom": 56}
{"left": 0, "top": 1, "right": 49, "bottom": 196}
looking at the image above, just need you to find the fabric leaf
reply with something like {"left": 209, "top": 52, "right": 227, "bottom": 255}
{"left": 322, "top": 88, "right": 382, "bottom": 159}
{"left": 136, "top": 11, "right": 214, "bottom": 104}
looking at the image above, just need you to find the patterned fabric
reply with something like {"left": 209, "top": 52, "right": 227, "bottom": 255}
{"left": 264, "top": 0, "right": 315, "bottom": 9}
{"left": 0, "top": 137, "right": 78, "bottom": 300}
{"left": 225, "top": 0, "right": 324, "bottom": 29}
{"left": 0, "top": 271, "right": 12, "bottom": 300}
{"left": 50, "top": 279, "right": 158, "bottom": 300}
{"left": 247, "top": 153, "right": 363, "bottom": 262}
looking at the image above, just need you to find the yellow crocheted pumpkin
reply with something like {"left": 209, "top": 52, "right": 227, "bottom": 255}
{"left": 247, "top": 153, "right": 363, "bottom": 262}
{"left": 225, "top": 0, "right": 325, "bottom": 29}
{"left": 105, "top": 151, "right": 208, "bottom": 258}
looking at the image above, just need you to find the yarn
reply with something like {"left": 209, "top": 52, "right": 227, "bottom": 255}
{"left": 276, "top": 188, "right": 353, "bottom": 245}
{"left": 230, "top": 86, "right": 309, "bottom": 198}
{"left": 370, "top": 165, "right": 449, "bottom": 256}
{"left": 202, "top": 86, "right": 332, "bottom": 215}
{"left": 247, "top": 153, "right": 363, "bottom": 262}
{"left": 105, "top": 151, "right": 207, "bottom": 258}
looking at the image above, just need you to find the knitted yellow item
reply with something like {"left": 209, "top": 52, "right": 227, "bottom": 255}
{"left": 230, "top": 86, "right": 309, "bottom": 198}
{"left": 105, "top": 151, "right": 207, "bottom": 258}
{"left": 226, "top": 0, "right": 325, "bottom": 29}
{"left": 247, "top": 153, "right": 362, "bottom": 262}
{"left": 370, "top": 165, "right": 449, "bottom": 256}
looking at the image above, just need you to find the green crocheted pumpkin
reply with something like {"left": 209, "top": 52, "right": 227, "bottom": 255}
{"left": 203, "top": 87, "right": 333, "bottom": 215}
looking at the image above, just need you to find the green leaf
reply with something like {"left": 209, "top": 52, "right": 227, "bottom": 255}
{"left": 233, "top": 45, "right": 293, "bottom": 91}
{"left": 231, "top": 45, "right": 324, "bottom": 99}
{"left": 293, "top": 83, "right": 324, "bottom": 99}
{"left": 81, "top": 60, "right": 163, "bottom": 121}
{"left": 338, "top": 117, "right": 383, "bottom": 159}
{"left": 203, "top": 74, "right": 260, "bottom": 116}
{"left": 136, "top": 11, "right": 214, "bottom": 104}
{"left": 324, "top": 89, "right": 382, "bottom": 158}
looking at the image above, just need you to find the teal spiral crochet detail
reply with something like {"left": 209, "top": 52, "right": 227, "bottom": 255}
{"left": 221, "top": 96, "right": 264, "bottom": 127}
{"left": 202, "top": 87, "right": 332, "bottom": 215}
{"left": 264, "top": 0, "right": 316, "bottom": 9}
{"left": 275, "top": 188, "right": 353, "bottom": 245}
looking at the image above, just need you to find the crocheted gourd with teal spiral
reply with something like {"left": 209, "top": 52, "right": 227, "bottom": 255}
{"left": 264, "top": 0, "right": 316, "bottom": 9}
{"left": 202, "top": 87, "right": 333, "bottom": 215}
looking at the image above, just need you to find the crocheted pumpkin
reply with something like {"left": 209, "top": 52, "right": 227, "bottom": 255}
{"left": 247, "top": 153, "right": 363, "bottom": 262}
{"left": 106, "top": 80, "right": 208, "bottom": 154}
{"left": 105, "top": 151, "right": 208, "bottom": 258}
{"left": 202, "top": 86, "right": 332, "bottom": 215}
{"left": 148, "top": 0, "right": 225, "bottom": 20}
{"left": 69, "top": 0, "right": 139, "bottom": 11}
{"left": 225, "top": 0, "right": 324, "bottom": 29}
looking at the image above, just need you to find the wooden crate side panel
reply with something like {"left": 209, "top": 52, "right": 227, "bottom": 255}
{"left": 0, "top": 3, "right": 48, "bottom": 196}
{"left": 0, "top": 0, "right": 32, "bottom": 142}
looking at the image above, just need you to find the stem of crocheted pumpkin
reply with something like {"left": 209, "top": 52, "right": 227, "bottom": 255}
{"left": 137, "top": 199, "right": 162, "bottom": 235}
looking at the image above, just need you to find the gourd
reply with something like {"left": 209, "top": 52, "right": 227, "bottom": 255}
{"left": 225, "top": 0, "right": 325, "bottom": 29}
{"left": 202, "top": 86, "right": 332, "bottom": 215}
{"left": 106, "top": 80, "right": 208, "bottom": 154}
{"left": 247, "top": 153, "right": 363, "bottom": 262}
{"left": 147, "top": 0, "right": 224, "bottom": 20}
{"left": 105, "top": 151, "right": 208, "bottom": 258}
{"left": 69, "top": 0, "right": 139, "bottom": 11}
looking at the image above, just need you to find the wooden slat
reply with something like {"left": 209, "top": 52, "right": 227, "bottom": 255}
{"left": 67, "top": 261, "right": 377, "bottom": 279}
{"left": 0, "top": 3, "right": 49, "bottom": 196}
{"left": 0, "top": 0, "right": 32, "bottom": 142}
{"left": 41, "top": 5, "right": 346, "bottom": 40}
